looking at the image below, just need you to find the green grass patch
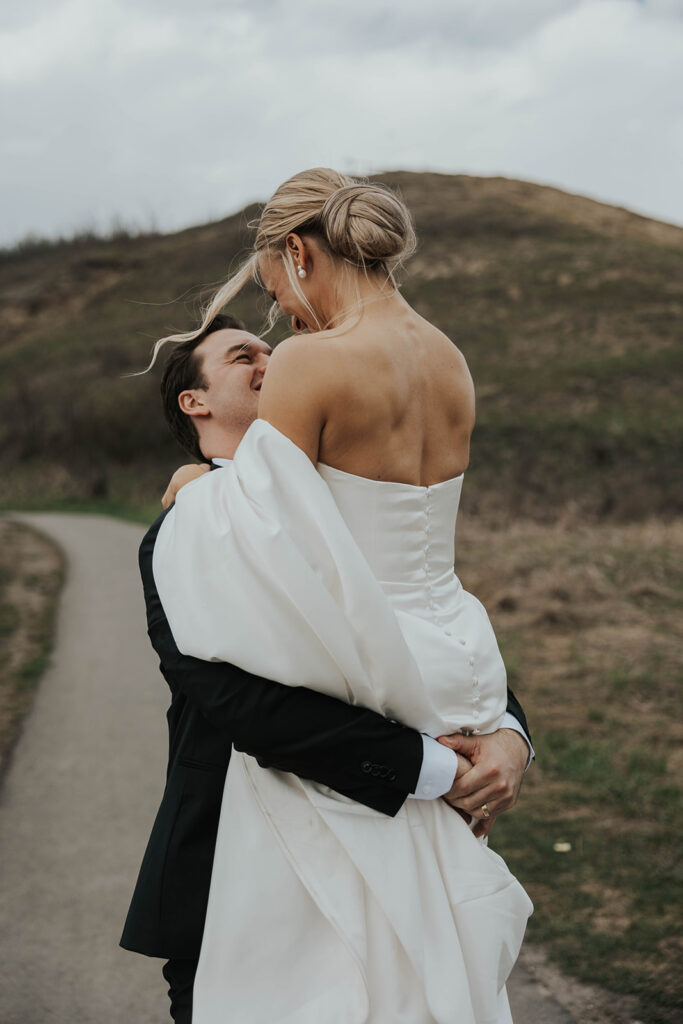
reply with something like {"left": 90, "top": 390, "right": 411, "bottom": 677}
{"left": 493, "top": 725, "right": 682, "bottom": 1022}
{"left": 16, "top": 654, "right": 50, "bottom": 690}
{"left": 0, "top": 497, "right": 160, "bottom": 526}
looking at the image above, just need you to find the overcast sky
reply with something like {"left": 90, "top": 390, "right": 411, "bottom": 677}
{"left": 1, "top": 0, "right": 682, "bottom": 248}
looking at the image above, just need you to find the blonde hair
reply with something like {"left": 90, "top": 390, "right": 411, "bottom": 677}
{"left": 147, "top": 168, "right": 416, "bottom": 367}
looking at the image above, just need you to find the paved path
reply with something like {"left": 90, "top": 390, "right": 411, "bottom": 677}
{"left": 0, "top": 513, "right": 575, "bottom": 1023}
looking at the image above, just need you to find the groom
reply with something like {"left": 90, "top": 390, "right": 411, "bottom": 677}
{"left": 121, "top": 314, "right": 533, "bottom": 1024}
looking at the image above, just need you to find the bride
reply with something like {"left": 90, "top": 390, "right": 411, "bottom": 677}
{"left": 154, "top": 168, "right": 532, "bottom": 1023}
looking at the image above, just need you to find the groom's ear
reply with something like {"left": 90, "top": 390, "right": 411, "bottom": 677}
{"left": 178, "top": 388, "right": 211, "bottom": 418}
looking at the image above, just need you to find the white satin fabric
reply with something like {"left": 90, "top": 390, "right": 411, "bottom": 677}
{"left": 154, "top": 420, "right": 532, "bottom": 1024}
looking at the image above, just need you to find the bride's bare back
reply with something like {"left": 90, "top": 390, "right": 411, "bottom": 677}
{"left": 258, "top": 291, "right": 474, "bottom": 488}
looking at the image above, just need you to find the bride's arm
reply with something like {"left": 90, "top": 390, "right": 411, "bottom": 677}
{"left": 257, "top": 335, "right": 331, "bottom": 463}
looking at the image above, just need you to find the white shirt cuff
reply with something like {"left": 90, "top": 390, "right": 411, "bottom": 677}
{"left": 501, "top": 712, "right": 534, "bottom": 769}
{"left": 409, "top": 735, "right": 458, "bottom": 799}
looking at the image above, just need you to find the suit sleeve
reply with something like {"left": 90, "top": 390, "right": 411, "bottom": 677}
{"left": 150, "top": 616, "right": 424, "bottom": 815}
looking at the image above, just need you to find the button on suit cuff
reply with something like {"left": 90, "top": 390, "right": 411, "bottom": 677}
{"left": 409, "top": 735, "right": 458, "bottom": 799}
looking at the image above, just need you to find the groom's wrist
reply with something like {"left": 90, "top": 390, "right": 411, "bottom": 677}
{"left": 500, "top": 713, "right": 534, "bottom": 769}
{"left": 409, "top": 735, "right": 458, "bottom": 800}
{"left": 499, "top": 726, "right": 534, "bottom": 772}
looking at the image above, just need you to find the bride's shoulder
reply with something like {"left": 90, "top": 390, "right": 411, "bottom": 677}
{"left": 269, "top": 328, "right": 345, "bottom": 359}
{"left": 267, "top": 331, "right": 322, "bottom": 363}
{"left": 262, "top": 331, "right": 349, "bottom": 394}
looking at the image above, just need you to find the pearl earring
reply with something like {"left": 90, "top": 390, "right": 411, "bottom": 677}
{"left": 297, "top": 265, "right": 307, "bottom": 279}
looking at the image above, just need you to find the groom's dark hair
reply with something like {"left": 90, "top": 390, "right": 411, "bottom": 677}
{"left": 160, "top": 313, "right": 246, "bottom": 462}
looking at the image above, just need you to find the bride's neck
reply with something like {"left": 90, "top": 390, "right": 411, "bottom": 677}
{"left": 326, "top": 273, "right": 405, "bottom": 330}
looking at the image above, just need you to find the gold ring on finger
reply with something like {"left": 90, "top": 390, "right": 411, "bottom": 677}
{"left": 480, "top": 803, "right": 491, "bottom": 819}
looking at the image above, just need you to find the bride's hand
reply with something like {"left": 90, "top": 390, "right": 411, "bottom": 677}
{"left": 162, "top": 463, "right": 210, "bottom": 508}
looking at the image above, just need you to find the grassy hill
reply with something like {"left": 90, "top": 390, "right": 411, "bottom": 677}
{"left": 1, "top": 171, "right": 681, "bottom": 520}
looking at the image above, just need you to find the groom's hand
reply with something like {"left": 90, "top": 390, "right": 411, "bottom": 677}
{"left": 438, "top": 730, "right": 529, "bottom": 839}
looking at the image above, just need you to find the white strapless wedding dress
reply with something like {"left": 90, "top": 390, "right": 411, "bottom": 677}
{"left": 154, "top": 420, "right": 532, "bottom": 1024}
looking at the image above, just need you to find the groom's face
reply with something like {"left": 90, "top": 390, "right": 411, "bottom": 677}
{"left": 186, "top": 328, "right": 272, "bottom": 436}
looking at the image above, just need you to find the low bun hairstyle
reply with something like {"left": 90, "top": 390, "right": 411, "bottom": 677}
{"left": 320, "top": 182, "right": 415, "bottom": 268}
{"left": 255, "top": 168, "right": 416, "bottom": 273}
{"left": 145, "top": 168, "right": 416, "bottom": 368}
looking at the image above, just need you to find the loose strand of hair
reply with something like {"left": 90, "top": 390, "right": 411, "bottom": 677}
{"left": 131, "top": 255, "right": 258, "bottom": 376}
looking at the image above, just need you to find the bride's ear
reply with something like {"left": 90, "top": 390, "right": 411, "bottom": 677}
{"left": 285, "top": 232, "right": 307, "bottom": 271}
{"left": 178, "top": 389, "right": 210, "bottom": 417}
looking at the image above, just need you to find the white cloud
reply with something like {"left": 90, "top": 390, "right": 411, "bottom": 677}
{"left": 1, "top": 0, "right": 682, "bottom": 246}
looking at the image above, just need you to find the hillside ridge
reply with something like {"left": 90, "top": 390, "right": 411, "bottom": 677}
{"left": 381, "top": 171, "right": 683, "bottom": 249}
{"left": 1, "top": 172, "right": 680, "bottom": 521}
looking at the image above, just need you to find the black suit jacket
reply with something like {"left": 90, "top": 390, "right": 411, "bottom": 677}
{"left": 121, "top": 507, "right": 531, "bottom": 960}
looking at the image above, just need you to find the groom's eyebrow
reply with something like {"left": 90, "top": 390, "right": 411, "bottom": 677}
{"left": 225, "top": 341, "right": 255, "bottom": 359}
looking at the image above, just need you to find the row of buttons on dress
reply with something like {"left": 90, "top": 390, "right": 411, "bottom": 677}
{"left": 465, "top": 640, "right": 481, "bottom": 734}
{"left": 423, "top": 491, "right": 482, "bottom": 735}
{"left": 424, "top": 491, "right": 438, "bottom": 616}
{"left": 455, "top": 638, "right": 482, "bottom": 735}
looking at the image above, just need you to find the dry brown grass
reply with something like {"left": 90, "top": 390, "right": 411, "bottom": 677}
{"left": 458, "top": 515, "right": 682, "bottom": 732}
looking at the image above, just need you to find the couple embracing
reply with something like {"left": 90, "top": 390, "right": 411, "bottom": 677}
{"left": 121, "top": 168, "right": 534, "bottom": 1023}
